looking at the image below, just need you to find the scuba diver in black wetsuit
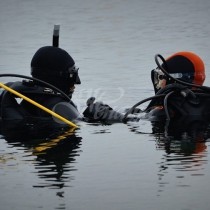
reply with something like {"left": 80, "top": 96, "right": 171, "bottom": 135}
{"left": 147, "top": 51, "right": 207, "bottom": 118}
{"left": 0, "top": 46, "right": 82, "bottom": 125}
{"left": 83, "top": 51, "right": 210, "bottom": 146}
{"left": 124, "top": 51, "right": 210, "bottom": 139}
{"left": 0, "top": 46, "right": 84, "bottom": 138}
{"left": 145, "top": 51, "right": 210, "bottom": 121}
{"left": 0, "top": 24, "right": 124, "bottom": 127}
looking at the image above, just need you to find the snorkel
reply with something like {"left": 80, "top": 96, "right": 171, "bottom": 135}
{"left": 53, "top": 24, "right": 60, "bottom": 47}
{"left": 0, "top": 25, "right": 71, "bottom": 102}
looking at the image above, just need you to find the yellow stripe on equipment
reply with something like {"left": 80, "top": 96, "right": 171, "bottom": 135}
{"left": 0, "top": 82, "right": 78, "bottom": 128}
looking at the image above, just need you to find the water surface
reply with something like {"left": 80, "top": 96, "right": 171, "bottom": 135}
{"left": 1, "top": 0, "right": 210, "bottom": 209}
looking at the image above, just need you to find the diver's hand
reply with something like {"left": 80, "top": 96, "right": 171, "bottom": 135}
{"left": 83, "top": 97, "right": 113, "bottom": 120}
{"left": 83, "top": 97, "right": 124, "bottom": 122}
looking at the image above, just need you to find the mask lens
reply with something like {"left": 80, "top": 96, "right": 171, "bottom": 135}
{"left": 153, "top": 69, "right": 165, "bottom": 84}
{"left": 68, "top": 65, "right": 81, "bottom": 84}
{"left": 68, "top": 65, "right": 79, "bottom": 74}
{"left": 153, "top": 68, "right": 167, "bottom": 90}
{"left": 158, "top": 74, "right": 166, "bottom": 80}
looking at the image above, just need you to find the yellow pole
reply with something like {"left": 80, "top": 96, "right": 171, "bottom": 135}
{"left": 0, "top": 82, "right": 78, "bottom": 128}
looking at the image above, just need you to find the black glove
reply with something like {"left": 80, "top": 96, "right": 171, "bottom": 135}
{"left": 83, "top": 97, "right": 124, "bottom": 122}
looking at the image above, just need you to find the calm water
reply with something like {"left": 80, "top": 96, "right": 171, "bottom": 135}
{"left": 1, "top": 0, "right": 210, "bottom": 209}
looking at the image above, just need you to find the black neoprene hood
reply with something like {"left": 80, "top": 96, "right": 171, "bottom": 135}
{"left": 30, "top": 46, "right": 81, "bottom": 93}
{"left": 31, "top": 46, "right": 75, "bottom": 77}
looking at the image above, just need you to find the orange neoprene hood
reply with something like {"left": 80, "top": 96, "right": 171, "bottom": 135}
{"left": 165, "top": 51, "right": 205, "bottom": 85}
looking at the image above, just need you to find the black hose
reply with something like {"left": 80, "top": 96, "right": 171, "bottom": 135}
{"left": 123, "top": 94, "right": 166, "bottom": 120}
{"left": 163, "top": 91, "right": 174, "bottom": 121}
{"left": 155, "top": 83, "right": 186, "bottom": 95}
{"left": 0, "top": 73, "right": 71, "bottom": 101}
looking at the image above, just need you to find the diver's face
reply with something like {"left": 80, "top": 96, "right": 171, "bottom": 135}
{"left": 153, "top": 69, "right": 167, "bottom": 90}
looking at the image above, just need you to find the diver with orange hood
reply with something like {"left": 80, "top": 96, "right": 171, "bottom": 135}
{"left": 84, "top": 51, "right": 210, "bottom": 125}
{"left": 131, "top": 51, "right": 210, "bottom": 141}
{"left": 146, "top": 51, "right": 209, "bottom": 119}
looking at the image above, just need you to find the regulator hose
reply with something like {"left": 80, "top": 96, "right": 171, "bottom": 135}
{"left": 123, "top": 94, "right": 166, "bottom": 120}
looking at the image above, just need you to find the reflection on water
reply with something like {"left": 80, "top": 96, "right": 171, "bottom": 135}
{"left": 155, "top": 129, "right": 208, "bottom": 195}
{"left": 130, "top": 116, "right": 210, "bottom": 196}
{"left": 2, "top": 125, "right": 82, "bottom": 191}
{"left": 1, "top": 117, "right": 210, "bottom": 209}
{"left": 32, "top": 129, "right": 82, "bottom": 189}
{"left": 156, "top": 152, "right": 208, "bottom": 196}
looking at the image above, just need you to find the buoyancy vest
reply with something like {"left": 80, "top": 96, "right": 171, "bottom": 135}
{"left": 0, "top": 80, "right": 80, "bottom": 122}
{"left": 145, "top": 83, "right": 210, "bottom": 121}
